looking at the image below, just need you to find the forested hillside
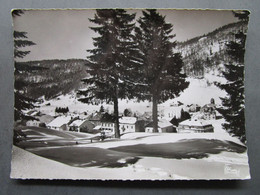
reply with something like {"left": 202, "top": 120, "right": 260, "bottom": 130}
{"left": 177, "top": 21, "right": 248, "bottom": 77}
{"left": 16, "top": 59, "right": 89, "bottom": 100}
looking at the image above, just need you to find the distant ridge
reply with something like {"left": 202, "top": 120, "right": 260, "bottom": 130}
{"left": 18, "top": 21, "right": 248, "bottom": 100}
{"left": 176, "top": 21, "right": 248, "bottom": 77}
{"left": 18, "top": 58, "right": 90, "bottom": 100}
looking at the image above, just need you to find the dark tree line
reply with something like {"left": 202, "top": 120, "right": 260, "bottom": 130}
{"left": 55, "top": 107, "right": 69, "bottom": 114}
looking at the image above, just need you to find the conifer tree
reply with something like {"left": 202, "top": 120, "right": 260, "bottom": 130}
{"left": 78, "top": 9, "right": 141, "bottom": 138}
{"left": 13, "top": 10, "right": 38, "bottom": 121}
{"left": 218, "top": 10, "right": 250, "bottom": 143}
{"left": 135, "top": 9, "right": 189, "bottom": 132}
{"left": 99, "top": 105, "right": 105, "bottom": 113}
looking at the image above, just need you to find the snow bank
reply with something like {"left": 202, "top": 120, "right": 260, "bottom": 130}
{"left": 11, "top": 146, "right": 250, "bottom": 180}
{"left": 10, "top": 146, "right": 188, "bottom": 180}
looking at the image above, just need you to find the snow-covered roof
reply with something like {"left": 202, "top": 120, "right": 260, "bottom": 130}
{"left": 146, "top": 119, "right": 173, "bottom": 128}
{"left": 69, "top": 120, "right": 85, "bottom": 127}
{"left": 88, "top": 112, "right": 102, "bottom": 121}
{"left": 119, "top": 117, "right": 137, "bottom": 124}
{"left": 47, "top": 116, "right": 71, "bottom": 127}
{"left": 93, "top": 125, "right": 102, "bottom": 130}
{"left": 26, "top": 110, "right": 38, "bottom": 116}
{"left": 38, "top": 115, "right": 54, "bottom": 123}
{"left": 158, "top": 120, "right": 173, "bottom": 128}
{"left": 179, "top": 119, "right": 211, "bottom": 127}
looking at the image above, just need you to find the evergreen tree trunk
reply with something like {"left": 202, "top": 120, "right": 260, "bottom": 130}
{"left": 114, "top": 87, "right": 120, "bottom": 138}
{"left": 152, "top": 94, "right": 158, "bottom": 133}
{"left": 135, "top": 10, "right": 189, "bottom": 128}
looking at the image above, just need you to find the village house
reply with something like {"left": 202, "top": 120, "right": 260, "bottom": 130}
{"left": 47, "top": 116, "right": 72, "bottom": 131}
{"left": 91, "top": 113, "right": 146, "bottom": 134}
{"left": 100, "top": 113, "right": 116, "bottom": 132}
{"left": 200, "top": 98, "right": 217, "bottom": 120}
{"left": 69, "top": 119, "right": 95, "bottom": 133}
{"left": 87, "top": 112, "right": 103, "bottom": 126}
{"left": 37, "top": 114, "right": 54, "bottom": 124}
{"left": 187, "top": 104, "right": 201, "bottom": 113}
{"left": 177, "top": 119, "right": 214, "bottom": 133}
{"left": 145, "top": 119, "right": 175, "bottom": 133}
{"left": 26, "top": 119, "right": 41, "bottom": 127}
{"left": 119, "top": 117, "right": 145, "bottom": 133}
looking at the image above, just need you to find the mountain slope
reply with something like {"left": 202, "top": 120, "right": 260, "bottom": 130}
{"left": 18, "top": 59, "right": 89, "bottom": 100}
{"left": 18, "top": 21, "right": 248, "bottom": 102}
{"left": 176, "top": 21, "right": 248, "bottom": 77}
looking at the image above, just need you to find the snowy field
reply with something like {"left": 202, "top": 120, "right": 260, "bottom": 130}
{"left": 11, "top": 145, "right": 250, "bottom": 180}
{"left": 11, "top": 129, "right": 250, "bottom": 180}
{"left": 11, "top": 77, "right": 250, "bottom": 180}
{"left": 11, "top": 119, "right": 250, "bottom": 180}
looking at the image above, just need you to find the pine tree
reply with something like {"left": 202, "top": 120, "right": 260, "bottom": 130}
{"left": 135, "top": 10, "right": 189, "bottom": 132}
{"left": 217, "top": 10, "right": 250, "bottom": 143}
{"left": 78, "top": 9, "right": 141, "bottom": 138}
{"left": 124, "top": 108, "right": 132, "bottom": 117}
{"left": 13, "top": 10, "right": 38, "bottom": 121}
{"left": 99, "top": 105, "right": 105, "bottom": 113}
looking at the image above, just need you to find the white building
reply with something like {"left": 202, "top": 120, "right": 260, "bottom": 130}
{"left": 119, "top": 117, "right": 137, "bottom": 133}
{"left": 69, "top": 119, "right": 95, "bottom": 133}
{"left": 100, "top": 121, "right": 115, "bottom": 132}
{"left": 47, "top": 116, "right": 72, "bottom": 131}
{"left": 177, "top": 119, "right": 214, "bottom": 133}
{"left": 145, "top": 119, "right": 175, "bottom": 133}
{"left": 98, "top": 116, "right": 145, "bottom": 134}
{"left": 26, "top": 120, "right": 40, "bottom": 127}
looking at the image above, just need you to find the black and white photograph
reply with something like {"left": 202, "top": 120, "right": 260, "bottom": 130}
{"left": 11, "top": 9, "right": 250, "bottom": 180}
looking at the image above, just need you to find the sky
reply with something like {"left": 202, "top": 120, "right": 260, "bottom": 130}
{"left": 13, "top": 9, "right": 238, "bottom": 62}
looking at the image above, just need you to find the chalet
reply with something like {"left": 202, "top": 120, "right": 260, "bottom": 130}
{"left": 87, "top": 112, "right": 103, "bottom": 126}
{"left": 145, "top": 119, "right": 175, "bottom": 133}
{"left": 200, "top": 99, "right": 216, "bottom": 120}
{"left": 177, "top": 119, "right": 214, "bottom": 133}
{"left": 100, "top": 113, "right": 116, "bottom": 133}
{"left": 47, "top": 116, "right": 72, "bottom": 131}
{"left": 69, "top": 119, "right": 95, "bottom": 133}
{"left": 26, "top": 120, "right": 40, "bottom": 127}
{"left": 119, "top": 117, "right": 145, "bottom": 133}
{"left": 187, "top": 104, "right": 201, "bottom": 112}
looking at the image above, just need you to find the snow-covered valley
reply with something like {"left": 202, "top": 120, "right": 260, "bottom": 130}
{"left": 36, "top": 76, "right": 227, "bottom": 117}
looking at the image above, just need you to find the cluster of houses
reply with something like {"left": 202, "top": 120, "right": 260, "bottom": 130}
{"left": 25, "top": 98, "right": 220, "bottom": 135}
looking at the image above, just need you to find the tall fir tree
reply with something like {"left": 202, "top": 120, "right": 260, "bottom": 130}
{"left": 78, "top": 9, "right": 141, "bottom": 138}
{"left": 13, "top": 10, "right": 38, "bottom": 121}
{"left": 135, "top": 10, "right": 189, "bottom": 132}
{"left": 218, "top": 10, "right": 250, "bottom": 143}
